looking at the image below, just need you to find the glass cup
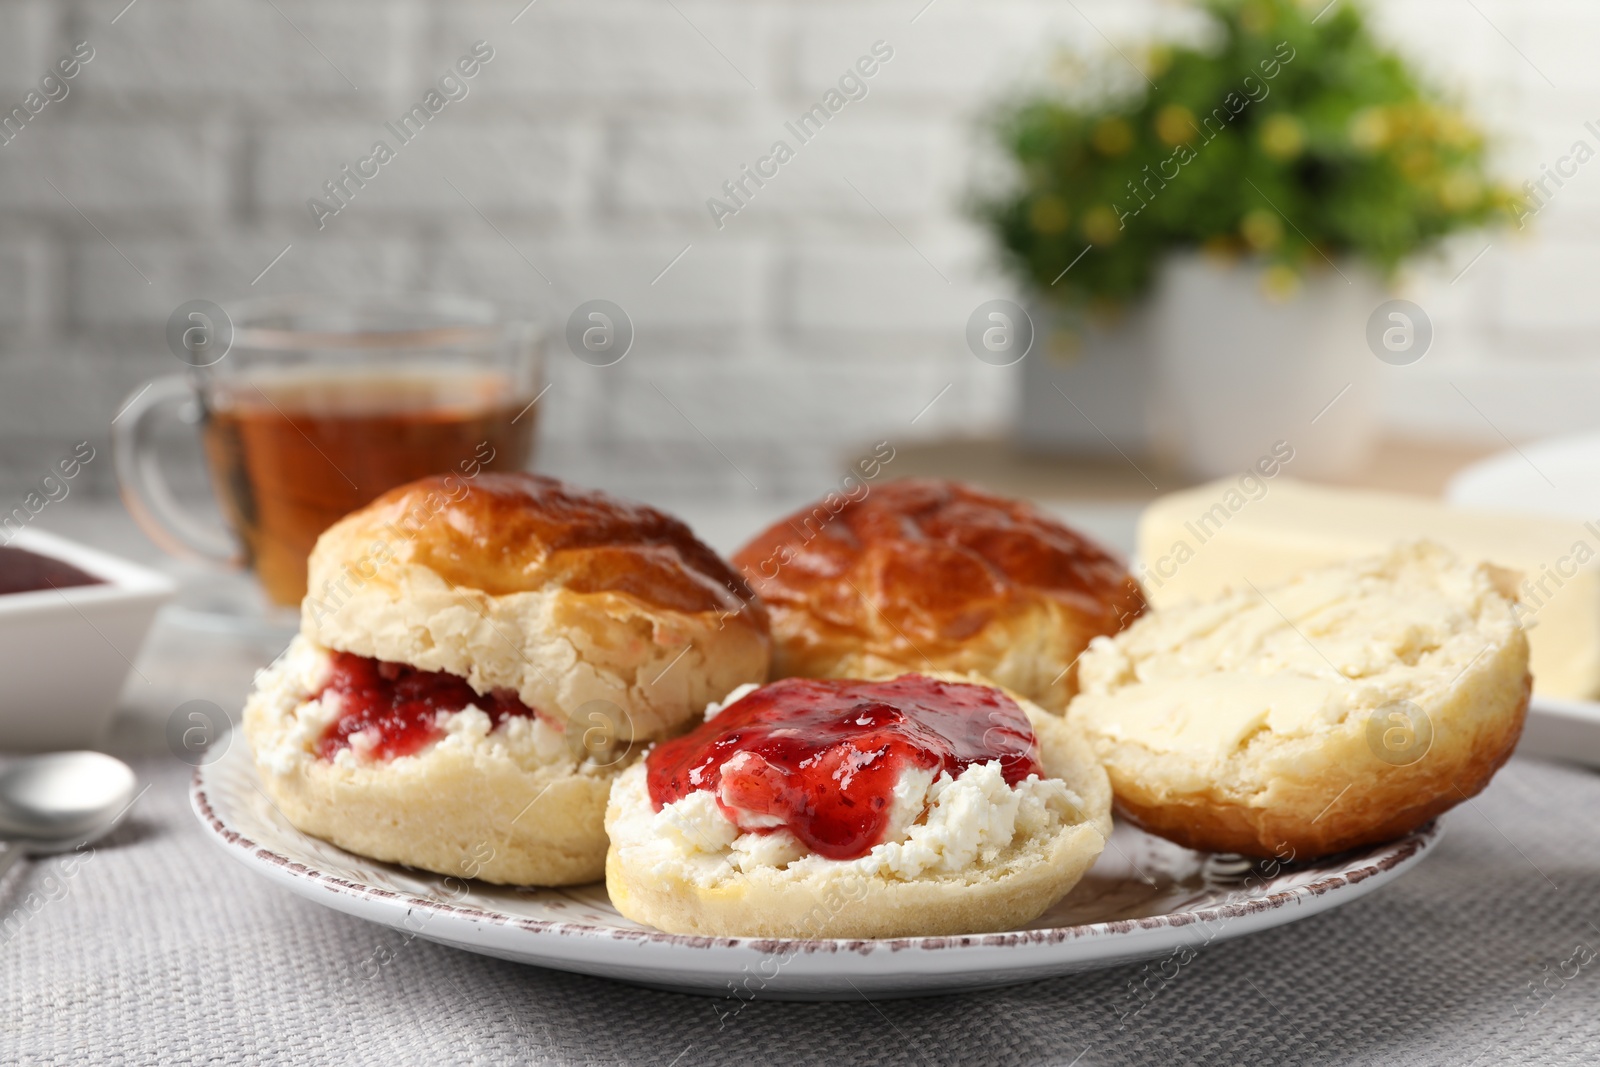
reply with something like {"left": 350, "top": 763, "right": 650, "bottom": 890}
{"left": 113, "top": 294, "right": 543, "bottom": 610}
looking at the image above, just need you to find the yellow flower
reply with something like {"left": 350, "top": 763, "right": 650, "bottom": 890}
{"left": 1349, "top": 107, "right": 1390, "bottom": 152}
{"left": 1240, "top": 1, "right": 1274, "bottom": 34}
{"left": 1082, "top": 205, "right": 1122, "bottom": 245}
{"left": 1434, "top": 109, "right": 1479, "bottom": 149}
{"left": 1156, "top": 105, "right": 1197, "bottom": 146}
{"left": 1383, "top": 102, "right": 1419, "bottom": 136}
{"left": 1146, "top": 45, "right": 1173, "bottom": 80}
{"left": 1493, "top": 186, "right": 1529, "bottom": 215}
{"left": 1260, "top": 263, "right": 1301, "bottom": 301}
{"left": 1240, "top": 208, "right": 1284, "bottom": 251}
{"left": 1260, "top": 114, "right": 1305, "bottom": 160}
{"left": 1438, "top": 171, "right": 1482, "bottom": 211}
{"left": 1029, "top": 196, "right": 1071, "bottom": 235}
{"left": 1092, "top": 116, "right": 1135, "bottom": 157}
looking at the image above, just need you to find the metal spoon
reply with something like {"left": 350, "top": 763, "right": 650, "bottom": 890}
{"left": 0, "top": 752, "right": 139, "bottom": 883}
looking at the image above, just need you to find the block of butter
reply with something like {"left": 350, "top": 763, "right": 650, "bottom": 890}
{"left": 1136, "top": 477, "right": 1600, "bottom": 700}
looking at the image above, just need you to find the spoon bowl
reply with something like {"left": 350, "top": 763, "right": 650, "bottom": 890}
{"left": 0, "top": 751, "right": 138, "bottom": 845}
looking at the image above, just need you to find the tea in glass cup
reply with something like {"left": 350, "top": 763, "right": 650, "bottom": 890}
{"left": 114, "top": 295, "right": 543, "bottom": 609}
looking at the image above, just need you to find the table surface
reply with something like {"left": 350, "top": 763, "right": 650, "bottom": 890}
{"left": 7, "top": 502, "right": 1600, "bottom": 1066}
{"left": 888, "top": 434, "right": 1502, "bottom": 502}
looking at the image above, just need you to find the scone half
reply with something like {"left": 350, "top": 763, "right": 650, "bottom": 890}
{"left": 243, "top": 472, "right": 771, "bottom": 886}
{"left": 1071, "top": 541, "right": 1530, "bottom": 860}
{"left": 605, "top": 673, "right": 1112, "bottom": 939}
{"left": 245, "top": 635, "right": 628, "bottom": 886}
{"left": 302, "top": 473, "right": 770, "bottom": 743}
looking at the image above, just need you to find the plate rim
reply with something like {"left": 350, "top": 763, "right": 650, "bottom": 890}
{"left": 1529, "top": 693, "right": 1600, "bottom": 719}
{"left": 191, "top": 751, "right": 1440, "bottom": 958}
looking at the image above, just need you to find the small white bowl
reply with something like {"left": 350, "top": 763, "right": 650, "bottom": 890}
{"left": 0, "top": 528, "right": 175, "bottom": 751}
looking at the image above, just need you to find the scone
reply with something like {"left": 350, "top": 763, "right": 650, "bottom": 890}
{"left": 605, "top": 673, "right": 1112, "bottom": 938}
{"left": 731, "top": 478, "right": 1146, "bottom": 712}
{"left": 243, "top": 472, "right": 770, "bottom": 886}
{"left": 1070, "top": 541, "right": 1530, "bottom": 859}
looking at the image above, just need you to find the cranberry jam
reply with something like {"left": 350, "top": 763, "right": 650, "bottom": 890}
{"left": 646, "top": 674, "right": 1043, "bottom": 861}
{"left": 0, "top": 546, "right": 104, "bottom": 596}
{"left": 314, "top": 651, "right": 539, "bottom": 760}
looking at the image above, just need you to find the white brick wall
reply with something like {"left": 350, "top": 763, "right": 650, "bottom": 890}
{"left": 72, "top": 237, "right": 421, "bottom": 326}
{"left": 254, "top": 122, "right": 586, "bottom": 223}
{"left": 0, "top": 238, "right": 56, "bottom": 333}
{"left": 1, "top": 0, "right": 1598, "bottom": 504}
{"left": 432, "top": 4, "right": 773, "bottom": 107}
{"left": 83, "top": 2, "right": 407, "bottom": 102}
{"left": 0, "top": 124, "right": 228, "bottom": 217}
{"left": 0, "top": 3, "right": 54, "bottom": 98}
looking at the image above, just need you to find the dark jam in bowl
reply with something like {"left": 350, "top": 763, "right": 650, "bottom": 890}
{"left": 314, "top": 651, "right": 539, "bottom": 761}
{"left": 646, "top": 674, "right": 1042, "bottom": 861}
{"left": 0, "top": 546, "right": 105, "bottom": 596}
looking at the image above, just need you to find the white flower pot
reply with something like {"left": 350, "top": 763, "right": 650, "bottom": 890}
{"left": 1149, "top": 253, "right": 1383, "bottom": 481}
{"left": 1016, "top": 303, "right": 1153, "bottom": 455}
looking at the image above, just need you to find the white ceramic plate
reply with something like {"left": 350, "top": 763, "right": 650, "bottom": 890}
{"left": 1446, "top": 430, "right": 1600, "bottom": 522}
{"left": 1522, "top": 694, "right": 1600, "bottom": 767}
{"left": 1446, "top": 436, "right": 1600, "bottom": 767}
{"left": 193, "top": 740, "right": 1440, "bottom": 999}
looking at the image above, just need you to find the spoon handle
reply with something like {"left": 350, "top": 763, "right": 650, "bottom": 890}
{"left": 0, "top": 843, "right": 25, "bottom": 885}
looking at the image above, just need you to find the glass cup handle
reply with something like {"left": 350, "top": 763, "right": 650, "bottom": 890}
{"left": 111, "top": 375, "right": 243, "bottom": 567}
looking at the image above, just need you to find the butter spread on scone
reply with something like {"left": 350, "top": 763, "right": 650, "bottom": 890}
{"left": 1070, "top": 541, "right": 1530, "bottom": 859}
{"left": 605, "top": 674, "right": 1112, "bottom": 938}
{"left": 243, "top": 472, "right": 771, "bottom": 887}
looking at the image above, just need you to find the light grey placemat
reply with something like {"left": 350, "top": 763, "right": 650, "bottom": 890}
{"left": 7, "top": 505, "right": 1600, "bottom": 1064}
{"left": 4, "top": 746, "right": 1599, "bottom": 1066}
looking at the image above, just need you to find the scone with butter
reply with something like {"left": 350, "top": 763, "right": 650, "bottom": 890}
{"left": 1138, "top": 477, "right": 1599, "bottom": 700}
{"left": 1070, "top": 542, "right": 1529, "bottom": 859}
{"left": 244, "top": 472, "right": 769, "bottom": 886}
{"left": 605, "top": 673, "right": 1112, "bottom": 938}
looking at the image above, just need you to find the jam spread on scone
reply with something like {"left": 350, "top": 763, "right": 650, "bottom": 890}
{"left": 314, "top": 652, "right": 540, "bottom": 760}
{"left": 646, "top": 675, "right": 1042, "bottom": 860}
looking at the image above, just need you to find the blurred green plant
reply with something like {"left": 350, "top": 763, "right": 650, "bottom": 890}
{"left": 975, "top": 0, "right": 1519, "bottom": 308}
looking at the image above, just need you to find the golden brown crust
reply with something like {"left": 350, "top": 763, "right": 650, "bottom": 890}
{"left": 323, "top": 472, "right": 765, "bottom": 619}
{"left": 300, "top": 473, "right": 771, "bottom": 741}
{"left": 731, "top": 479, "right": 1145, "bottom": 711}
{"left": 252, "top": 474, "right": 775, "bottom": 887}
{"left": 1071, "top": 543, "right": 1533, "bottom": 861}
{"left": 1107, "top": 679, "right": 1529, "bottom": 858}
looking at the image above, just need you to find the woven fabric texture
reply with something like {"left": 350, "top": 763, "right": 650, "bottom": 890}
{"left": 3, "top": 748, "right": 1599, "bottom": 1066}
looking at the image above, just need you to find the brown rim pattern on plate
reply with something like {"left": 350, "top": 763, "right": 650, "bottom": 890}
{"left": 191, "top": 762, "right": 1438, "bottom": 956}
